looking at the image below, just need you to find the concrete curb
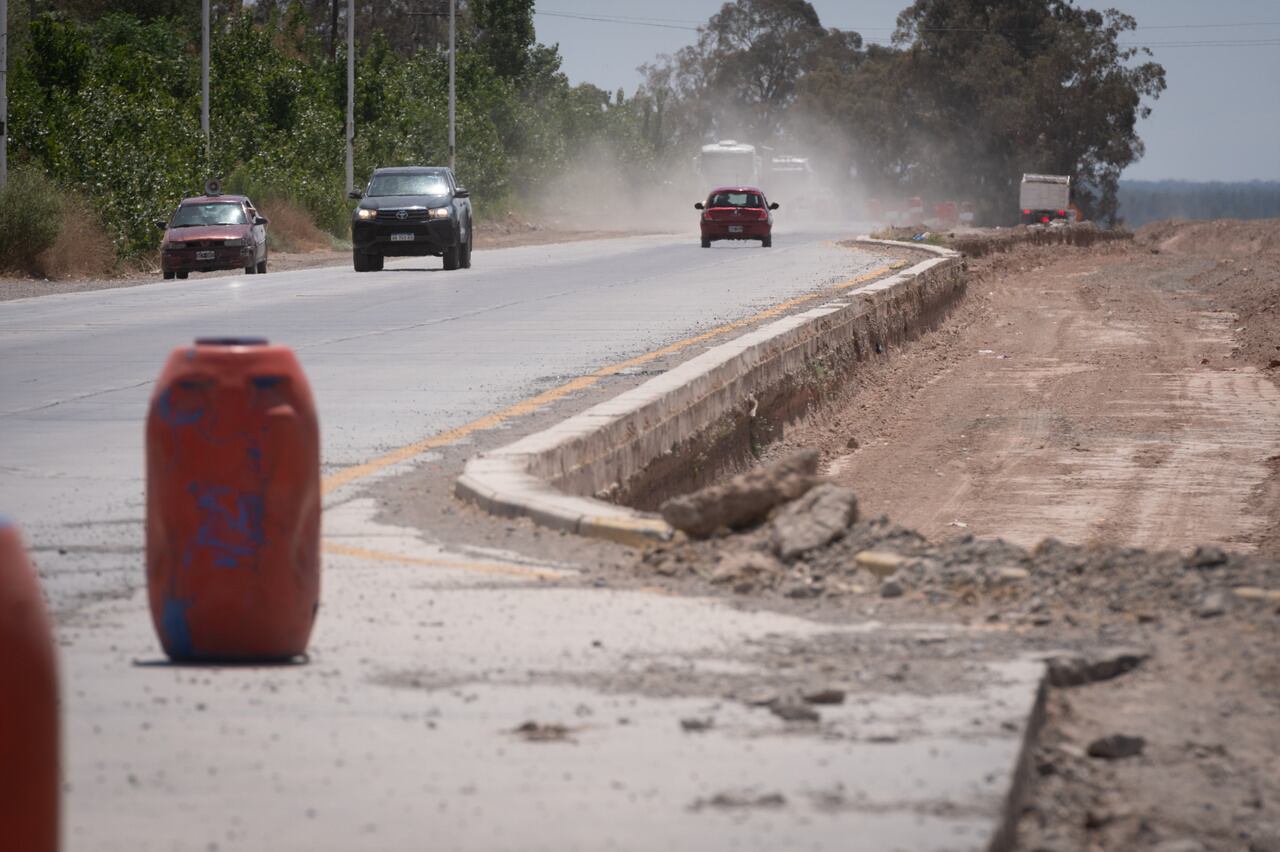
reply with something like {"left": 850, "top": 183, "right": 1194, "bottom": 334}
{"left": 456, "top": 239, "right": 965, "bottom": 546}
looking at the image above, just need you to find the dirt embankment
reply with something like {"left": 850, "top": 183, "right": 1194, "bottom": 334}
{"left": 622, "top": 220, "right": 1280, "bottom": 852}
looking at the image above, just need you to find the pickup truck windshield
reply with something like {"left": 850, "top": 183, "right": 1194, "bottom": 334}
{"left": 172, "top": 203, "right": 248, "bottom": 227}
{"left": 368, "top": 173, "right": 449, "bottom": 197}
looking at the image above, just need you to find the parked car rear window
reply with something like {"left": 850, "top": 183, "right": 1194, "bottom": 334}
{"left": 172, "top": 203, "right": 248, "bottom": 227}
{"left": 709, "top": 192, "right": 762, "bottom": 208}
{"left": 368, "top": 173, "right": 449, "bottom": 197}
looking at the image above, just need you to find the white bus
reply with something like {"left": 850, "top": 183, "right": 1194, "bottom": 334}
{"left": 697, "top": 140, "right": 761, "bottom": 187}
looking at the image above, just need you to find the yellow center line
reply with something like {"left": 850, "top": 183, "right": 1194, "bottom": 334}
{"left": 321, "top": 261, "right": 899, "bottom": 496}
{"left": 322, "top": 541, "right": 567, "bottom": 581}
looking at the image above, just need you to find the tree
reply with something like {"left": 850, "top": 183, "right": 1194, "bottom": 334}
{"left": 886, "top": 0, "right": 1166, "bottom": 222}
{"left": 641, "top": 0, "right": 829, "bottom": 146}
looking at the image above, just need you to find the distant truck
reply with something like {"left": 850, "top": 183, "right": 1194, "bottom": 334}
{"left": 1019, "top": 174, "right": 1071, "bottom": 224}
{"left": 697, "top": 140, "right": 761, "bottom": 188}
{"left": 766, "top": 155, "right": 812, "bottom": 207}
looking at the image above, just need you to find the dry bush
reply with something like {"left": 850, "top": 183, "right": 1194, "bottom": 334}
{"left": 258, "top": 198, "right": 332, "bottom": 253}
{"left": 34, "top": 195, "right": 115, "bottom": 279}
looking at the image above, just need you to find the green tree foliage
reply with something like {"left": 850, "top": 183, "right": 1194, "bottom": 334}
{"left": 7, "top": 1, "right": 624, "bottom": 258}
{"left": 645, "top": 0, "right": 1165, "bottom": 224}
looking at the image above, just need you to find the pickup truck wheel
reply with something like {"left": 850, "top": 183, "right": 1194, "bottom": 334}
{"left": 176, "top": 271, "right": 189, "bottom": 279}
{"left": 460, "top": 227, "right": 473, "bottom": 268}
{"left": 443, "top": 241, "right": 461, "bottom": 271}
{"left": 761, "top": 235, "right": 772, "bottom": 248}
{"left": 245, "top": 263, "right": 256, "bottom": 274}
{"left": 701, "top": 236, "right": 711, "bottom": 248}
{"left": 163, "top": 270, "right": 175, "bottom": 280}
{"left": 371, "top": 253, "right": 384, "bottom": 271}
{"left": 256, "top": 258, "right": 267, "bottom": 274}
{"left": 353, "top": 250, "right": 368, "bottom": 272}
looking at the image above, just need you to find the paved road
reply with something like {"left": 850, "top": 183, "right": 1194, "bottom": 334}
{"left": 0, "top": 227, "right": 881, "bottom": 608}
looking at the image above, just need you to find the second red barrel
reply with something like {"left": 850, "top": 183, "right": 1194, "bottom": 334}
{"left": 146, "top": 338, "right": 321, "bottom": 662}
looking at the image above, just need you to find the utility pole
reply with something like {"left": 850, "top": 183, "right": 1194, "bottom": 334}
{"left": 448, "top": 0, "right": 455, "bottom": 171}
{"left": 201, "top": 0, "right": 210, "bottom": 165}
{"left": 1, "top": 0, "right": 9, "bottom": 192}
{"left": 345, "top": 0, "right": 354, "bottom": 195}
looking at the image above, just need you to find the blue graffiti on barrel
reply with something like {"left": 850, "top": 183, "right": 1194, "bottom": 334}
{"left": 189, "top": 483, "right": 265, "bottom": 569}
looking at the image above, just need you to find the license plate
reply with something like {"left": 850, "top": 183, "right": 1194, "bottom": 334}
{"left": 195, "top": 250, "right": 216, "bottom": 260}
{"left": 390, "top": 233, "right": 414, "bottom": 242}
{"left": 728, "top": 225, "right": 743, "bottom": 233}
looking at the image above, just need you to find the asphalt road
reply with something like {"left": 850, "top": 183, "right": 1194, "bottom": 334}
{"left": 1, "top": 226, "right": 882, "bottom": 609}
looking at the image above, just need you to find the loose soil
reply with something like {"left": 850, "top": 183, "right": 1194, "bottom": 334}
{"left": 620, "top": 220, "right": 1280, "bottom": 851}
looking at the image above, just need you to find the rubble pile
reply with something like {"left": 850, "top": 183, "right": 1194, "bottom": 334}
{"left": 643, "top": 452, "right": 1280, "bottom": 623}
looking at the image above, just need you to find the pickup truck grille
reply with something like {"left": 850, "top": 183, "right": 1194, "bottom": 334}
{"left": 375, "top": 209, "right": 429, "bottom": 222}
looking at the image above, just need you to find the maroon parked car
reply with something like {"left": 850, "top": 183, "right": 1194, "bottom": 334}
{"left": 696, "top": 186, "right": 778, "bottom": 248}
{"left": 156, "top": 194, "right": 269, "bottom": 279}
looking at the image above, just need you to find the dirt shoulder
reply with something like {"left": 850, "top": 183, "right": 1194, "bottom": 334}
{"left": 796, "top": 220, "right": 1280, "bottom": 557}
{"left": 0, "top": 216, "right": 664, "bottom": 302}
{"left": 616, "top": 220, "right": 1280, "bottom": 851}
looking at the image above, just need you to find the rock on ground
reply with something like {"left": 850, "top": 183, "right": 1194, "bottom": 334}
{"left": 660, "top": 450, "right": 822, "bottom": 538}
{"left": 770, "top": 483, "right": 859, "bottom": 561}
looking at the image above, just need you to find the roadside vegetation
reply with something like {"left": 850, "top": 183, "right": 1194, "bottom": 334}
{"left": 4, "top": 0, "right": 1168, "bottom": 276}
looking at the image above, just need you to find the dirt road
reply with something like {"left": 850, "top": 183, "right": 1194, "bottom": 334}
{"left": 792, "top": 222, "right": 1280, "bottom": 557}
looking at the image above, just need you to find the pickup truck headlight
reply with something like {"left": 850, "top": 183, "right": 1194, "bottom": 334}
{"left": 223, "top": 238, "right": 246, "bottom": 247}
{"left": 428, "top": 207, "right": 450, "bottom": 219}
{"left": 356, "top": 208, "right": 376, "bottom": 220}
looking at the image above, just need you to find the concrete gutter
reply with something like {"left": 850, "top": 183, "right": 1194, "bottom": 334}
{"left": 456, "top": 238, "right": 965, "bottom": 546}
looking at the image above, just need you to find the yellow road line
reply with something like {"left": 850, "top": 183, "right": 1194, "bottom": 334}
{"left": 321, "top": 262, "right": 898, "bottom": 496}
{"left": 322, "top": 541, "right": 567, "bottom": 581}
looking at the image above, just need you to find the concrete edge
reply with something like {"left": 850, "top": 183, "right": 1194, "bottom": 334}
{"left": 987, "top": 664, "right": 1050, "bottom": 852}
{"left": 456, "top": 238, "right": 963, "bottom": 544}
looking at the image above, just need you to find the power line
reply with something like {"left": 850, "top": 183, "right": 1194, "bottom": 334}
{"left": 538, "top": 8, "right": 1280, "bottom": 37}
{"left": 534, "top": 11, "right": 699, "bottom": 31}
{"left": 535, "top": 9, "right": 1280, "bottom": 49}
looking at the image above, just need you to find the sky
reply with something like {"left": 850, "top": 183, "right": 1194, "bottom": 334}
{"left": 533, "top": 0, "right": 1280, "bottom": 182}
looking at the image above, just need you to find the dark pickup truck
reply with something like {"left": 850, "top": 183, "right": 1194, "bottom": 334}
{"left": 349, "top": 166, "right": 473, "bottom": 272}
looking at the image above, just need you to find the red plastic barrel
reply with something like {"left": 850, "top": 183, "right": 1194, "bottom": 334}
{"left": 0, "top": 517, "right": 60, "bottom": 852}
{"left": 146, "top": 338, "right": 321, "bottom": 662}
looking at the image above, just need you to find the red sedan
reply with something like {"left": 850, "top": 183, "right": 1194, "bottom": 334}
{"left": 696, "top": 186, "right": 778, "bottom": 248}
{"left": 156, "top": 194, "right": 269, "bottom": 279}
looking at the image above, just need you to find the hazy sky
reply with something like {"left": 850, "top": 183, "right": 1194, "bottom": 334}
{"left": 533, "top": 0, "right": 1280, "bottom": 181}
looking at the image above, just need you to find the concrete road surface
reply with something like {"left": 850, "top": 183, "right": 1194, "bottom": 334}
{"left": 0, "top": 228, "right": 1043, "bottom": 851}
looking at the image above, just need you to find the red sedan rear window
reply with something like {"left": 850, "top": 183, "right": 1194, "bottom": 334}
{"left": 709, "top": 192, "right": 762, "bottom": 208}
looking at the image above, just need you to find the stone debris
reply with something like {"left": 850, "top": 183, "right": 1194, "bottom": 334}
{"left": 769, "top": 702, "right": 821, "bottom": 723}
{"left": 679, "top": 717, "right": 714, "bottom": 732}
{"left": 1197, "top": 591, "right": 1227, "bottom": 619}
{"left": 659, "top": 450, "right": 822, "bottom": 537}
{"left": 854, "top": 549, "right": 904, "bottom": 577}
{"left": 512, "top": 721, "right": 574, "bottom": 743}
{"left": 1188, "top": 544, "right": 1229, "bottom": 569}
{"left": 691, "top": 790, "right": 787, "bottom": 811}
{"left": 1086, "top": 734, "right": 1146, "bottom": 760}
{"left": 802, "top": 688, "right": 846, "bottom": 706}
{"left": 1232, "top": 586, "right": 1280, "bottom": 604}
{"left": 1046, "top": 648, "right": 1149, "bottom": 688}
{"left": 709, "top": 551, "right": 782, "bottom": 593}
{"left": 879, "top": 578, "right": 905, "bottom": 598}
{"left": 770, "top": 483, "right": 859, "bottom": 560}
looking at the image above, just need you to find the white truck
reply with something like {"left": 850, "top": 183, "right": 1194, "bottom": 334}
{"left": 1019, "top": 174, "right": 1071, "bottom": 224}
{"left": 697, "top": 140, "right": 761, "bottom": 188}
